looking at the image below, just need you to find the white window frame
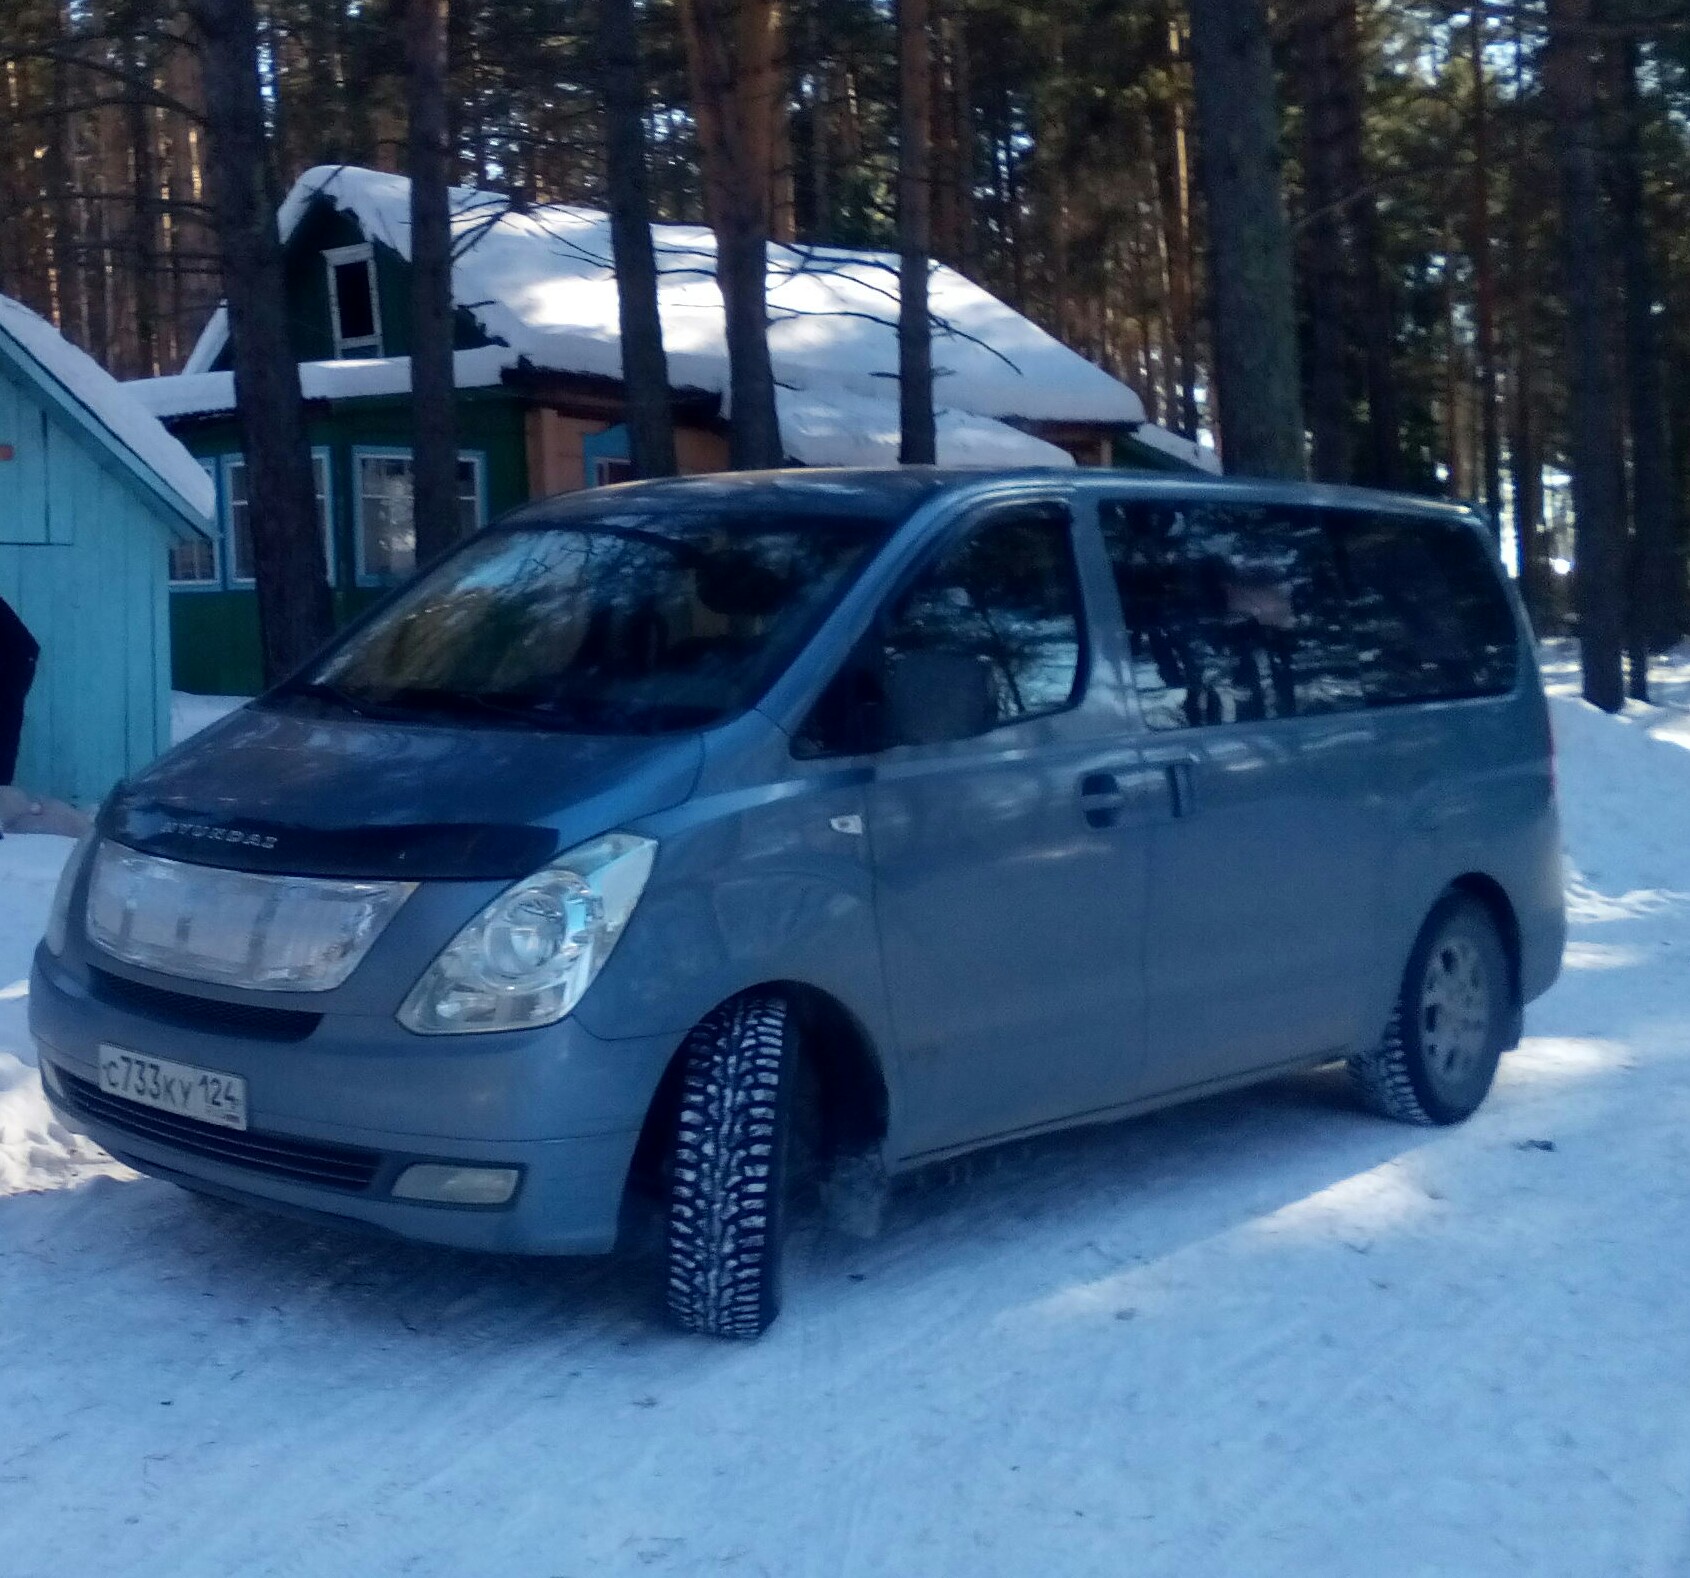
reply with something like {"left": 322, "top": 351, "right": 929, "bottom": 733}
{"left": 223, "top": 449, "right": 336, "bottom": 589}
{"left": 591, "top": 455, "right": 636, "bottom": 487}
{"left": 353, "top": 446, "right": 488, "bottom": 588}
{"left": 324, "top": 242, "right": 383, "bottom": 358}
{"left": 169, "top": 457, "right": 222, "bottom": 589}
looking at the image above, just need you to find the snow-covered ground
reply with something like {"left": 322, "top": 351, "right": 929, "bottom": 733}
{"left": 2, "top": 651, "right": 1689, "bottom": 1577}
{"left": 171, "top": 690, "right": 247, "bottom": 744}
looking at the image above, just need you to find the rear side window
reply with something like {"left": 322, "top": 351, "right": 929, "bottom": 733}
{"left": 885, "top": 503, "right": 1084, "bottom": 728}
{"left": 1098, "top": 500, "right": 1363, "bottom": 730}
{"left": 1330, "top": 514, "right": 1518, "bottom": 704}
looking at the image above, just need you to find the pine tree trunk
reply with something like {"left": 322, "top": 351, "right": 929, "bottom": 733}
{"left": 675, "top": 0, "right": 785, "bottom": 468}
{"left": 1666, "top": 338, "right": 1690, "bottom": 644}
{"left": 898, "top": 0, "right": 936, "bottom": 465}
{"left": 1350, "top": 193, "right": 1398, "bottom": 488}
{"left": 1441, "top": 213, "right": 1468, "bottom": 499}
{"left": 189, "top": 0, "right": 333, "bottom": 684}
{"left": 931, "top": 3, "right": 973, "bottom": 270}
{"left": 1607, "top": 36, "right": 1679, "bottom": 667}
{"left": 1544, "top": 0, "right": 1625, "bottom": 712}
{"left": 1327, "top": 0, "right": 1399, "bottom": 488}
{"left": 997, "top": 85, "right": 1027, "bottom": 308}
{"left": 769, "top": 59, "right": 796, "bottom": 244}
{"left": 90, "top": 188, "right": 112, "bottom": 367}
{"left": 43, "top": 8, "right": 80, "bottom": 343}
{"left": 1187, "top": 0, "right": 1305, "bottom": 478}
{"left": 1034, "top": 36, "right": 1070, "bottom": 343}
{"left": 1149, "top": 191, "right": 1181, "bottom": 427}
{"left": 1150, "top": 10, "right": 1200, "bottom": 436}
{"left": 127, "top": 56, "right": 161, "bottom": 378}
{"left": 599, "top": 0, "right": 677, "bottom": 479}
{"left": 1469, "top": 6, "right": 1503, "bottom": 540}
{"left": 1506, "top": 0, "right": 1542, "bottom": 613}
{"left": 717, "top": 227, "right": 783, "bottom": 465}
{"left": 807, "top": 3, "right": 831, "bottom": 244}
{"left": 1292, "top": 0, "right": 1351, "bottom": 483}
{"left": 1509, "top": 351, "right": 1545, "bottom": 622}
{"left": 405, "top": 0, "right": 459, "bottom": 565}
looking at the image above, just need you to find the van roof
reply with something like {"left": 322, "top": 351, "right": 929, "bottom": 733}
{"left": 500, "top": 467, "right": 1485, "bottom": 531}
{"left": 500, "top": 468, "right": 962, "bottom": 528}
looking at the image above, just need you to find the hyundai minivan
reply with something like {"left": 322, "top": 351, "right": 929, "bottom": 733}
{"left": 32, "top": 469, "right": 1564, "bottom": 1336}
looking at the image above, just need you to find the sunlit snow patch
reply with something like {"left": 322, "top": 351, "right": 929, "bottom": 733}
{"left": 1561, "top": 941, "right": 1650, "bottom": 972}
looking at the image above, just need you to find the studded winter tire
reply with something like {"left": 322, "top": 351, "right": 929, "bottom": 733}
{"left": 1349, "top": 895, "right": 1512, "bottom": 1126}
{"left": 665, "top": 994, "right": 798, "bottom": 1338}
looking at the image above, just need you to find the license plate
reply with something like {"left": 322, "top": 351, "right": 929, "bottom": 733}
{"left": 97, "top": 1046, "right": 248, "bottom": 1131}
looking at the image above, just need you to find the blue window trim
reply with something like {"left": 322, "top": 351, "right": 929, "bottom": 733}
{"left": 169, "top": 457, "right": 223, "bottom": 589}
{"left": 222, "top": 448, "right": 336, "bottom": 590}
{"left": 352, "top": 445, "right": 488, "bottom": 588}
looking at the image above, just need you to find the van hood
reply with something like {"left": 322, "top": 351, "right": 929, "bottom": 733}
{"left": 101, "top": 703, "right": 706, "bottom": 880}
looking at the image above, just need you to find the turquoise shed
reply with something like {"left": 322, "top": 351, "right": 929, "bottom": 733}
{"left": 0, "top": 295, "right": 214, "bottom": 805}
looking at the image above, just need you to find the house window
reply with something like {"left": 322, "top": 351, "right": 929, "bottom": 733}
{"left": 170, "top": 459, "right": 221, "bottom": 585}
{"left": 355, "top": 450, "right": 486, "bottom": 583}
{"left": 226, "top": 452, "right": 334, "bottom": 586}
{"left": 583, "top": 423, "right": 633, "bottom": 488}
{"left": 324, "top": 243, "right": 382, "bottom": 358}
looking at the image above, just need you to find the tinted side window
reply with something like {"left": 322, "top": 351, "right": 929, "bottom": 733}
{"left": 1330, "top": 514, "right": 1518, "bottom": 704}
{"left": 1099, "top": 499, "right": 1363, "bottom": 730}
{"left": 885, "top": 504, "right": 1084, "bottom": 729}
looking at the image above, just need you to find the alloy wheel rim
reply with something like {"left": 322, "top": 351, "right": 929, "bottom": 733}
{"left": 1420, "top": 936, "right": 1491, "bottom": 1084}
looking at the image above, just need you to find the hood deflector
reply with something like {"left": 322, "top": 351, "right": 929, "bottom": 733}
{"left": 99, "top": 798, "right": 560, "bottom": 882}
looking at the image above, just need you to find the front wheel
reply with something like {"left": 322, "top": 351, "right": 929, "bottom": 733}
{"left": 664, "top": 994, "right": 799, "bottom": 1338}
{"left": 1350, "top": 895, "right": 1512, "bottom": 1126}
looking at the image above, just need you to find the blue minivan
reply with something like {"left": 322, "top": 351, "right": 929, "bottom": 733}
{"left": 32, "top": 470, "right": 1564, "bottom": 1336}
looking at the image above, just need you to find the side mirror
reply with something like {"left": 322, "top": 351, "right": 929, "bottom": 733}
{"left": 884, "top": 648, "right": 996, "bottom": 746}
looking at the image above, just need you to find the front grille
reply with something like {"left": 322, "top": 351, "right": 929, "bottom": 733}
{"left": 56, "top": 1068, "right": 382, "bottom": 1192}
{"left": 88, "top": 966, "right": 322, "bottom": 1044}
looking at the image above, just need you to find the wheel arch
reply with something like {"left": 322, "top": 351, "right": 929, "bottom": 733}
{"left": 1445, "top": 872, "right": 1524, "bottom": 1038}
{"left": 626, "top": 979, "right": 891, "bottom": 1194}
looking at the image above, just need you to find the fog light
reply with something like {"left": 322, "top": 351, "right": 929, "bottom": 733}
{"left": 392, "top": 1164, "right": 520, "bottom": 1206}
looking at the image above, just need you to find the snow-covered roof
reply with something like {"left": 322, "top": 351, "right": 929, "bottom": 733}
{"left": 776, "top": 388, "right": 1074, "bottom": 469}
{"left": 0, "top": 295, "right": 215, "bottom": 525}
{"left": 181, "top": 164, "right": 1150, "bottom": 433}
{"left": 1125, "top": 421, "right": 1221, "bottom": 474}
{"left": 134, "top": 351, "right": 1076, "bottom": 471}
{"left": 131, "top": 347, "right": 517, "bottom": 421}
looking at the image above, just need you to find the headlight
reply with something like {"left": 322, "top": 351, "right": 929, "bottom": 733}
{"left": 44, "top": 829, "right": 98, "bottom": 956}
{"left": 398, "top": 833, "right": 657, "bottom": 1035}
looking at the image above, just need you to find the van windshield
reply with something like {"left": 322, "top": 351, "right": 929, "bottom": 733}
{"left": 276, "top": 509, "right": 892, "bottom": 734}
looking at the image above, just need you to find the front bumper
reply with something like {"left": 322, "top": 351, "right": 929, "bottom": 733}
{"left": 30, "top": 946, "right": 678, "bottom": 1256}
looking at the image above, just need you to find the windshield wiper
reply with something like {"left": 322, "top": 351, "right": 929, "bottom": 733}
{"left": 380, "top": 686, "right": 560, "bottom": 729}
{"left": 280, "top": 679, "right": 386, "bottom": 719}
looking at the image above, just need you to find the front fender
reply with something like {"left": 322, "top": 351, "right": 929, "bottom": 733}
{"left": 571, "top": 718, "right": 900, "bottom": 1131}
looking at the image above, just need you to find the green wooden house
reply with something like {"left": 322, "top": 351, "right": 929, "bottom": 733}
{"left": 0, "top": 295, "right": 214, "bottom": 805}
{"left": 131, "top": 164, "right": 1217, "bottom": 697}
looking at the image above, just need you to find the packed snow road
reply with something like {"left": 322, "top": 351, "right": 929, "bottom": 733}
{"left": 2, "top": 656, "right": 1689, "bottom": 1578}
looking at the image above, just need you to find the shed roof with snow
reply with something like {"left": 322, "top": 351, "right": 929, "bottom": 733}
{"left": 0, "top": 295, "right": 212, "bottom": 803}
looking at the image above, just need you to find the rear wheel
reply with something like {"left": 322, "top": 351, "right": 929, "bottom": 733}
{"left": 664, "top": 994, "right": 800, "bottom": 1338}
{"left": 1350, "top": 895, "right": 1511, "bottom": 1126}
